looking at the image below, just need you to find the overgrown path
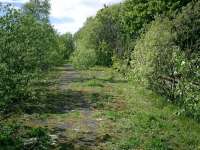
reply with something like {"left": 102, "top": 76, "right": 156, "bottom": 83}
{"left": 13, "top": 64, "right": 200, "bottom": 149}
{"left": 20, "top": 64, "right": 114, "bottom": 149}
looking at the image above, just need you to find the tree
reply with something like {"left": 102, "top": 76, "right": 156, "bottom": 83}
{"left": 0, "top": 4, "right": 63, "bottom": 112}
{"left": 23, "top": 0, "right": 50, "bottom": 22}
{"left": 59, "top": 33, "right": 74, "bottom": 60}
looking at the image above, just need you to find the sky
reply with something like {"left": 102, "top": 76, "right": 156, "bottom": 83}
{"left": 0, "top": 0, "right": 122, "bottom": 34}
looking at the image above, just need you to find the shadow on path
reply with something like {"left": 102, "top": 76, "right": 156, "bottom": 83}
{"left": 21, "top": 64, "right": 114, "bottom": 149}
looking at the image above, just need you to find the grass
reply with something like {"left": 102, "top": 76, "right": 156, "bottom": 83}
{"left": 69, "top": 66, "right": 200, "bottom": 150}
{"left": 1, "top": 65, "right": 200, "bottom": 149}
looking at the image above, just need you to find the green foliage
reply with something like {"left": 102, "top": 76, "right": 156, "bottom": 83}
{"left": 0, "top": 4, "right": 66, "bottom": 113}
{"left": 96, "top": 40, "right": 112, "bottom": 66}
{"left": 72, "top": 4, "right": 122, "bottom": 68}
{"left": 0, "top": 123, "right": 50, "bottom": 150}
{"left": 112, "top": 0, "right": 193, "bottom": 69}
{"left": 117, "top": 137, "right": 140, "bottom": 150}
{"left": 69, "top": 67, "right": 200, "bottom": 149}
{"left": 173, "top": 1, "right": 200, "bottom": 120}
{"left": 72, "top": 0, "right": 192, "bottom": 69}
{"left": 71, "top": 44, "right": 97, "bottom": 69}
{"left": 95, "top": 4, "right": 122, "bottom": 65}
{"left": 129, "top": 1, "right": 200, "bottom": 121}
{"left": 71, "top": 0, "right": 199, "bottom": 121}
{"left": 129, "top": 18, "right": 175, "bottom": 87}
{"left": 23, "top": 0, "right": 50, "bottom": 22}
{"left": 121, "top": 0, "right": 192, "bottom": 38}
{"left": 59, "top": 33, "right": 74, "bottom": 60}
{"left": 71, "top": 17, "right": 98, "bottom": 69}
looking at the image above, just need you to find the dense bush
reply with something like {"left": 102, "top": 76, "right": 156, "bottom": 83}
{"left": 71, "top": 43, "right": 97, "bottom": 69}
{"left": 112, "top": 0, "right": 193, "bottom": 67}
{"left": 173, "top": 1, "right": 200, "bottom": 120}
{"left": 128, "top": 18, "right": 174, "bottom": 86}
{"left": 71, "top": 17, "right": 98, "bottom": 69}
{"left": 59, "top": 33, "right": 74, "bottom": 60}
{"left": 129, "top": 1, "right": 200, "bottom": 121}
{"left": 72, "top": 4, "right": 122, "bottom": 69}
{"left": 0, "top": 3, "right": 68, "bottom": 113}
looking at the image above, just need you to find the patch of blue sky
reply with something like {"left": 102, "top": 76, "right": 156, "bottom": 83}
{"left": 50, "top": 17, "right": 75, "bottom": 24}
{"left": 0, "top": 0, "right": 28, "bottom": 4}
{"left": 1, "top": 0, "right": 122, "bottom": 33}
{"left": 0, "top": 0, "right": 23, "bottom": 9}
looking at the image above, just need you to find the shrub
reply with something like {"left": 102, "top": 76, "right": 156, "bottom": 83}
{"left": 0, "top": 123, "right": 50, "bottom": 150}
{"left": 129, "top": 18, "right": 175, "bottom": 86}
{"left": 71, "top": 43, "right": 97, "bottom": 69}
{"left": 0, "top": 5, "right": 63, "bottom": 113}
{"left": 173, "top": 1, "right": 200, "bottom": 120}
{"left": 129, "top": 1, "right": 200, "bottom": 121}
